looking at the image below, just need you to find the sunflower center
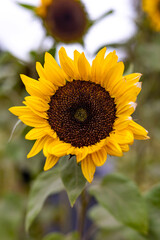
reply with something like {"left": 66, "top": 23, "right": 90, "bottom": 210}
{"left": 74, "top": 107, "right": 88, "bottom": 122}
{"left": 45, "top": 0, "right": 87, "bottom": 42}
{"left": 47, "top": 80, "right": 117, "bottom": 148}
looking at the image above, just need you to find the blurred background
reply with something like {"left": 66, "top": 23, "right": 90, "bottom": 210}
{"left": 0, "top": 0, "right": 160, "bottom": 239}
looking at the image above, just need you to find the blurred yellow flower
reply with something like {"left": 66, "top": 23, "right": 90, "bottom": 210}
{"left": 142, "top": 0, "right": 160, "bottom": 31}
{"left": 9, "top": 47, "right": 149, "bottom": 183}
{"left": 36, "top": 0, "right": 88, "bottom": 43}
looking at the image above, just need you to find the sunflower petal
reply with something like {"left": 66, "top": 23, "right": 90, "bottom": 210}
{"left": 78, "top": 52, "right": 91, "bottom": 81}
{"left": 106, "top": 138, "right": 123, "bottom": 157}
{"left": 44, "top": 52, "right": 66, "bottom": 86}
{"left": 25, "top": 96, "right": 49, "bottom": 112}
{"left": 119, "top": 144, "right": 130, "bottom": 152}
{"left": 19, "top": 114, "right": 48, "bottom": 127}
{"left": 91, "top": 148, "right": 107, "bottom": 167}
{"left": 44, "top": 154, "right": 59, "bottom": 171}
{"left": 48, "top": 141, "right": 73, "bottom": 157}
{"left": 9, "top": 106, "right": 32, "bottom": 117}
{"left": 81, "top": 155, "right": 96, "bottom": 183}
{"left": 91, "top": 47, "right": 106, "bottom": 83}
{"left": 114, "top": 130, "right": 134, "bottom": 145}
{"left": 20, "top": 74, "right": 43, "bottom": 97}
{"left": 103, "top": 62, "right": 124, "bottom": 91}
{"left": 25, "top": 127, "right": 48, "bottom": 140}
{"left": 129, "top": 120, "right": 149, "bottom": 140}
{"left": 76, "top": 147, "right": 89, "bottom": 163}
{"left": 27, "top": 136, "right": 48, "bottom": 158}
{"left": 59, "top": 47, "right": 80, "bottom": 80}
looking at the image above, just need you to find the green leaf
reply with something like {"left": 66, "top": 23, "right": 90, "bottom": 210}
{"left": 25, "top": 167, "right": 64, "bottom": 232}
{"left": 60, "top": 155, "right": 86, "bottom": 207}
{"left": 145, "top": 184, "right": 160, "bottom": 239}
{"left": 0, "top": 193, "right": 25, "bottom": 240}
{"left": 136, "top": 43, "right": 160, "bottom": 72}
{"left": 42, "top": 232, "right": 79, "bottom": 240}
{"left": 17, "top": 3, "right": 35, "bottom": 11}
{"left": 89, "top": 173, "right": 148, "bottom": 234}
{"left": 88, "top": 205, "right": 122, "bottom": 230}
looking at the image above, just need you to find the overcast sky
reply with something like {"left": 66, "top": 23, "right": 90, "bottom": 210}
{"left": 0, "top": 0, "right": 136, "bottom": 61}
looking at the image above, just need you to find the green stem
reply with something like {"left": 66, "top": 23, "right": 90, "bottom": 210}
{"left": 76, "top": 190, "right": 89, "bottom": 239}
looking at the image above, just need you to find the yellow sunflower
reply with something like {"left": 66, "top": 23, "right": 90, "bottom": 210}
{"left": 142, "top": 0, "right": 160, "bottom": 31}
{"left": 36, "top": 0, "right": 88, "bottom": 43}
{"left": 9, "top": 47, "right": 149, "bottom": 183}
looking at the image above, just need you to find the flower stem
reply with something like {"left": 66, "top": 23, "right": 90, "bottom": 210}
{"left": 76, "top": 189, "right": 89, "bottom": 239}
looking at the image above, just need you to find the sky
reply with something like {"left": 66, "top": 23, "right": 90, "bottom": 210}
{"left": 0, "top": 0, "right": 137, "bottom": 61}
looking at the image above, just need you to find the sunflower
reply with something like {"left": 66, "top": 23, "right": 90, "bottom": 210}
{"left": 9, "top": 47, "right": 149, "bottom": 183}
{"left": 36, "top": 0, "right": 88, "bottom": 43}
{"left": 142, "top": 0, "right": 160, "bottom": 31}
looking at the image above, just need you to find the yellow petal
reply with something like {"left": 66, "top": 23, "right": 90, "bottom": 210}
{"left": 19, "top": 114, "right": 48, "bottom": 127}
{"left": 20, "top": 74, "right": 43, "bottom": 97}
{"left": 27, "top": 136, "right": 48, "bottom": 158}
{"left": 103, "top": 62, "right": 124, "bottom": 91}
{"left": 114, "top": 116, "right": 131, "bottom": 130}
{"left": 125, "top": 73, "right": 142, "bottom": 83}
{"left": 114, "top": 130, "right": 134, "bottom": 145}
{"left": 9, "top": 106, "right": 32, "bottom": 117}
{"left": 25, "top": 96, "right": 49, "bottom": 111}
{"left": 105, "top": 138, "right": 123, "bottom": 157}
{"left": 44, "top": 52, "right": 66, "bottom": 86}
{"left": 116, "top": 102, "right": 137, "bottom": 117}
{"left": 81, "top": 155, "right": 96, "bottom": 183}
{"left": 101, "top": 50, "right": 118, "bottom": 76}
{"left": 59, "top": 47, "right": 80, "bottom": 80}
{"left": 76, "top": 147, "right": 89, "bottom": 163}
{"left": 36, "top": 62, "right": 47, "bottom": 79}
{"left": 119, "top": 144, "right": 130, "bottom": 152}
{"left": 128, "top": 120, "right": 149, "bottom": 140}
{"left": 91, "top": 47, "right": 106, "bottom": 83}
{"left": 91, "top": 148, "right": 107, "bottom": 167}
{"left": 48, "top": 141, "right": 73, "bottom": 157}
{"left": 25, "top": 127, "right": 48, "bottom": 140}
{"left": 44, "top": 154, "right": 59, "bottom": 171}
{"left": 78, "top": 52, "right": 91, "bottom": 81}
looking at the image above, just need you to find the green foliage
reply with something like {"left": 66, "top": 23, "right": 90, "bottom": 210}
{"left": 0, "top": 193, "right": 28, "bottom": 240}
{"left": 25, "top": 167, "right": 64, "bottom": 232}
{"left": 17, "top": 3, "right": 35, "bottom": 11}
{"left": 89, "top": 173, "right": 148, "bottom": 234}
{"left": 42, "top": 232, "right": 79, "bottom": 240}
{"left": 88, "top": 205, "right": 123, "bottom": 230}
{"left": 136, "top": 42, "right": 160, "bottom": 72}
{"left": 59, "top": 156, "right": 86, "bottom": 207}
{"left": 145, "top": 184, "right": 160, "bottom": 239}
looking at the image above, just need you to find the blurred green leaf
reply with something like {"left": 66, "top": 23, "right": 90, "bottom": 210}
{"left": 145, "top": 184, "right": 160, "bottom": 239}
{"left": 60, "top": 156, "right": 86, "bottom": 207}
{"left": 18, "top": 3, "right": 35, "bottom": 11}
{"left": 0, "top": 193, "right": 25, "bottom": 240}
{"left": 89, "top": 173, "right": 148, "bottom": 234}
{"left": 95, "top": 228, "right": 147, "bottom": 240}
{"left": 42, "top": 232, "right": 79, "bottom": 240}
{"left": 136, "top": 43, "right": 160, "bottom": 72}
{"left": 88, "top": 205, "right": 122, "bottom": 230}
{"left": 25, "top": 167, "right": 64, "bottom": 232}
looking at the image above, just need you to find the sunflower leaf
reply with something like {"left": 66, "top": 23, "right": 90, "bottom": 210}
{"left": 144, "top": 184, "right": 160, "bottom": 240}
{"left": 89, "top": 173, "right": 148, "bottom": 234}
{"left": 17, "top": 3, "right": 35, "bottom": 11}
{"left": 59, "top": 155, "right": 86, "bottom": 207}
{"left": 25, "top": 167, "right": 64, "bottom": 232}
